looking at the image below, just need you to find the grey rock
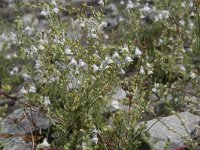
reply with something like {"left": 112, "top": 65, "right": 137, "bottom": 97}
{"left": 2, "top": 108, "right": 51, "bottom": 135}
{"left": 140, "top": 112, "right": 200, "bottom": 150}
{"left": 112, "top": 86, "right": 127, "bottom": 100}
{"left": 2, "top": 137, "right": 32, "bottom": 150}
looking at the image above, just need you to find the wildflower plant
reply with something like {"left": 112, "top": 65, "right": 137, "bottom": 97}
{"left": 0, "top": 0, "right": 199, "bottom": 149}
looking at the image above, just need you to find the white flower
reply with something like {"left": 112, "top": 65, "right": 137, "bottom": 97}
{"left": 30, "top": 45, "right": 38, "bottom": 53}
{"left": 35, "top": 60, "right": 42, "bottom": 69}
{"left": 44, "top": 96, "right": 51, "bottom": 106}
{"left": 121, "top": 44, "right": 129, "bottom": 53}
{"left": 181, "top": 1, "right": 186, "bottom": 8}
{"left": 179, "top": 65, "right": 186, "bottom": 72}
{"left": 39, "top": 39, "right": 46, "bottom": 44}
{"left": 10, "top": 66, "right": 19, "bottom": 75}
{"left": 25, "top": 26, "right": 32, "bottom": 35}
{"left": 91, "top": 33, "right": 98, "bottom": 39}
{"left": 120, "top": 0, "right": 125, "bottom": 5}
{"left": 79, "top": 59, "right": 87, "bottom": 68}
{"left": 41, "top": 138, "right": 50, "bottom": 147}
{"left": 147, "top": 70, "right": 153, "bottom": 75}
{"left": 126, "top": 0, "right": 134, "bottom": 9}
{"left": 105, "top": 56, "right": 113, "bottom": 65}
{"left": 51, "top": 0, "right": 57, "bottom": 6}
{"left": 53, "top": 7, "right": 59, "bottom": 14}
{"left": 113, "top": 52, "right": 120, "bottom": 58}
{"left": 152, "top": 87, "right": 157, "bottom": 93}
{"left": 161, "top": 10, "right": 170, "bottom": 19}
{"left": 69, "top": 58, "right": 78, "bottom": 67}
{"left": 91, "top": 134, "right": 98, "bottom": 144}
{"left": 179, "top": 19, "right": 185, "bottom": 26}
{"left": 125, "top": 56, "right": 133, "bottom": 63}
{"left": 119, "top": 68, "right": 125, "bottom": 75}
{"left": 104, "top": 34, "right": 109, "bottom": 39}
{"left": 23, "top": 73, "right": 32, "bottom": 81}
{"left": 65, "top": 47, "right": 73, "bottom": 55}
{"left": 29, "top": 85, "right": 36, "bottom": 93}
{"left": 10, "top": 32, "right": 17, "bottom": 41}
{"left": 99, "top": 21, "right": 107, "bottom": 29}
{"left": 146, "top": 62, "right": 151, "bottom": 68}
{"left": 111, "top": 100, "right": 120, "bottom": 109}
{"left": 139, "top": 66, "right": 145, "bottom": 74}
{"left": 135, "top": 47, "right": 142, "bottom": 55}
{"left": 158, "top": 38, "right": 163, "bottom": 45}
{"left": 141, "top": 3, "right": 151, "bottom": 13}
{"left": 92, "top": 65, "right": 99, "bottom": 72}
{"left": 40, "top": 10, "right": 49, "bottom": 16}
{"left": 189, "top": 2, "right": 193, "bottom": 7}
{"left": 152, "top": 83, "right": 160, "bottom": 92}
{"left": 98, "top": 0, "right": 104, "bottom": 6}
{"left": 38, "top": 45, "right": 45, "bottom": 50}
{"left": 20, "top": 86, "right": 28, "bottom": 94}
{"left": 80, "top": 22, "right": 85, "bottom": 28}
{"left": 190, "top": 72, "right": 196, "bottom": 78}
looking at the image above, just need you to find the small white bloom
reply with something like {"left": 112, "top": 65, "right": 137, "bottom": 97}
{"left": 104, "top": 34, "right": 109, "bottom": 39}
{"left": 146, "top": 62, "right": 151, "bottom": 68}
{"left": 42, "top": 138, "right": 50, "bottom": 147}
{"left": 120, "top": 0, "right": 125, "bottom": 5}
{"left": 111, "top": 100, "right": 120, "bottom": 109}
{"left": 25, "top": 26, "right": 32, "bottom": 35}
{"left": 179, "top": 19, "right": 185, "bottom": 26}
{"left": 125, "top": 56, "right": 133, "bottom": 63}
{"left": 69, "top": 58, "right": 78, "bottom": 67}
{"left": 10, "top": 66, "right": 19, "bottom": 75}
{"left": 79, "top": 59, "right": 86, "bottom": 67}
{"left": 152, "top": 87, "right": 157, "bottom": 93}
{"left": 35, "top": 60, "right": 42, "bottom": 69}
{"left": 161, "top": 10, "right": 170, "bottom": 19}
{"left": 105, "top": 56, "right": 113, "bottom": 65}
{"left": 44, "top": 96, "right": 51, "bottom": 106}
{"left": 29, "top": 85, "right": 36, "bottom": 93}
{"left": 53, "top": 7, "right": 59, "bottom": 14}
{"left": 135, "top": 47, "right": 142, "bottom": 55}
{"left": 189, "top": 2, "right": 193, "bottom": 7}
{"left": 92, "top": 65, "right": 99, "bottom": 72}
{"left": 40, "top": 10, "right": 49, "bottom": 16}
{"left": 39, "top": 39, "right": 46, "bottom": 44}
{"left": 38, "top": 45, "right": 45, "bottom": 50}
{"left": 122, "top": 44, "right": 129, "bottom": 53}
{"left": 10, "top": 32, "right": 17, "bottom": 41}
{"left": 91, "top": 33, "right": 98, "bottom": 39}
{"left": 158, "top": 38, "right": 163, "bottom": 45}
{"left": 80, "top": 22, "right": 85, "bottom": 28}
{"left": 98, "top": 0, "right": 104, "bottom": 6}
{"left": 91, "top": 134, "right": 98, "bottom": 144}
{"left": 100, "top": 21, "right": 108, "bottom": 29}
{"left": 20, "top": 86, "right": 28, "bottom": 94}
{"left": 141, "top": 3, "right": 151, "bottom": 13}
{"left": 147, "top": 70, "right": 153, "bottom": 75}
{"left": 119, "top": 68, "right": 125, "bottom": 75}
{"left": 23, "top": 73, "right": 32, "bottom": 81}
{"left": 65, "top": 47, "right": 73, "bottom": 55}
{"left": 126, "top": 0, "right": 134, "bottom": 9}
{"left": 51, "top": 0, "right": 57, "bottom": 6}
{"left": 113, "top": 52, "right": 120, "bottom": 58}
{"left": 179, "top": 65, "right": 186, "bottom": 72}
{"left": 30, "top": 45, "right": 38, "bottom": 53}
{"left": 139, "top": 66, "right": 145, "bottom": 74}
{"left": 181, "top": 1, "right": 186, "bottom": 8}
{"left": 190, "top": 72, "right": 196, "bottom": 79}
